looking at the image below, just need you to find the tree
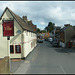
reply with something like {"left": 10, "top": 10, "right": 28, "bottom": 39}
{"left": 40, "top": 30, "right": 46, "bottom": 33}
{"left": 37, "top": 28, "right": 41, "bottom": 33}
{"left": 45, "top": 22, "right": 55, "bottom": 33}
{"left": 45, "top": 27, "right": 48, "bottom": 32}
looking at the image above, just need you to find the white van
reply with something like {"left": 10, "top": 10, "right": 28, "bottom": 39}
{"left": 48, "top": 38, "right": 53, "bottom": 43}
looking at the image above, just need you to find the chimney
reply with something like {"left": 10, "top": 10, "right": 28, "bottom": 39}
{"left": 28, "top": 20, "right": 32, "bottom": 25}
{"left": 30, "top": 20, "right": 32, "bottom": 24}
{"left": 28, "top": 20, "right": 37, "bottom": 32}
{"left": 64, "top": 24, "right": 70, "bottom": 27}
{"left": 34, "top": 25, "right": 37, "bottom": 32}
{"left": 22, "top": 16, "right": 27, "bottom": 21}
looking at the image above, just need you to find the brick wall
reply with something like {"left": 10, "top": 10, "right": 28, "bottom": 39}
{"left": 60, "top": 32, "right": 65, "bottom": 43}
{"left": 65, "top": 26, "right": 75, "bottom": 43}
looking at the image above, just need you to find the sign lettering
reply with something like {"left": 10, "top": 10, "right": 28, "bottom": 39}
{"left": 4, "top": 26, "right": 12, "bottom": 31}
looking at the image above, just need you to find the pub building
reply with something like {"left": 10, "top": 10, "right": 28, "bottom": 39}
{"left": 0, "top": 7, "right": 37, "bottom": 59}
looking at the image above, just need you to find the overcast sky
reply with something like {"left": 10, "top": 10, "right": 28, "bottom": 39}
{"left": 0, "top": 1, "right": 75, "bottom": 30}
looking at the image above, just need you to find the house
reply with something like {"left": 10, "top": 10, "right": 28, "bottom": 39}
{"left": 37, "top": 33, "right": 44, "bottom": 40}
{"left": 59, "top": 24, "right": 75, "bottom": 48}
{"left": 70, "top": 35, "right": 75, "bottom": 48}
{"left": 0, "top": 7, "right": 37, "bottom": 59}
{"left": 44, "top": 31, "right": 50, "bottom": 40}
{"left": 37, "top": 31, "right": 50, "bottom": 41}
{"left": 50, "top": 26, "right": 61, "bottom": 38}
{"left": 55, "top": 26, "right": 61, "bottom": 37}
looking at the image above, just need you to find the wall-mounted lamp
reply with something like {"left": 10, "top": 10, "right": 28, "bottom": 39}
{"left": 17, "top": 30, "right": 22, "bottom": 34}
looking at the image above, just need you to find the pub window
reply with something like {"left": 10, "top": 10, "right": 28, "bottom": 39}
{"left": 15, "top": 45, "right": 21, "bottom": 53}
{"left": 10, "top": 45, "right": 14, "bottom": 53}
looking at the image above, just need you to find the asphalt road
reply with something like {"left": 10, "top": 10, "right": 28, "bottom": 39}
{"left": 14, "top": 41, "right": 75, "bottom": 74}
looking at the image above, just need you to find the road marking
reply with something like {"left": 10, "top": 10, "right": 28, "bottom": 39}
{"left": 60, "top": 65, "right": 66, "bottom": 74}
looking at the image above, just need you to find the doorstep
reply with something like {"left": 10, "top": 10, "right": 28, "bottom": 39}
{"left": 11, "top": 59, "right": 22, "bottom": 62}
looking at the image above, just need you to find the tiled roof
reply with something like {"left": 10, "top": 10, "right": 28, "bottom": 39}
{"left": 60, "top": 26, "right": 69, "bottom": 32}
{"left": 73, "top": 26, "right": 75, "bottom": 30}
{"left": 1, "top": 7, "right": 35, "bottom": 33}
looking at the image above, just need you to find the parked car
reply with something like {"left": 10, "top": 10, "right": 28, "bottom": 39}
{"left": 48, "top": 38, "right": 53, "bottom": 44}
{"left": 37, "top": 39, "right": 43, "bottom": 43}
{"left": 45, "top": 38, "right": 48, "bottom": 41}
{"left": 52, "top": 38, "right": 59, "bottom": 47}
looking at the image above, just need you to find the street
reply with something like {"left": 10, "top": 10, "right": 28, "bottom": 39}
{"left": 14, "top": 41, "right": 75, "bottom": 74}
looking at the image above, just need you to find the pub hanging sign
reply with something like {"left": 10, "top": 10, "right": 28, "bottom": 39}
{"left": 2, "top": 20, "right": 14, "bottom": 36}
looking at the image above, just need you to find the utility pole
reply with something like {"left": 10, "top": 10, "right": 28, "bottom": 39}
{"left": 7, "top": 36, "right": 11, "bottom": 74}
{"left": 2, "top": 20, "right": 14, "bottom": 74}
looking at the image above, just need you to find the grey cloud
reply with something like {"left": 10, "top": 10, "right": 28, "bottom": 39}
{"left": 0, "top": 1, "right": 75, "bottom": 29}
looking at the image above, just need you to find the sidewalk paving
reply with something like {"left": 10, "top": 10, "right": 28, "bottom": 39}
{"left": 14, "top": 60, "right": 31, "bottom": 74}
{"left": 54, "top": 47, "right": 75, "bottom": 53}
{"left": 10, "top": 44, "right": 39, "bottom": 74}
{"left": 62, "top": 48, "right": 75, "bottom": 53}
{"left": 10, "top": 59, "right": 25, "bottom": 74}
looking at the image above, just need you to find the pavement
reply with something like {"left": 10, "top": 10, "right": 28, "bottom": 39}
{"left": 10, "top": 44, "right": 39, "bottom": 74}
{"left": 10, "top": 59, "right": 24, "bottom": 73}
{"left": 11, "top": 41, "right": 75, "bottom": 74}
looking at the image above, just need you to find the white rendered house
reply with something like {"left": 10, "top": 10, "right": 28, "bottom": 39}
{"left": 0, "top": 7, "right": 37, "bottom": 59}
